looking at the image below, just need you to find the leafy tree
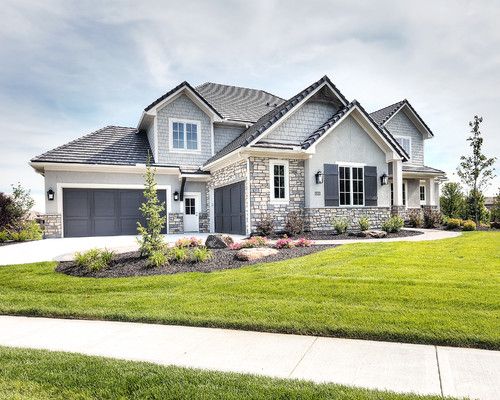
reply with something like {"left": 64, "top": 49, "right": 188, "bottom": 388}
{"left": 0, "top": 192, "right": 14, "bottom": 229}
{"left": 440, "top": 182, "right": 465, "bottom": 219}
{"left": 457, "top": 116, "right": 496, "bottom": 225}
{"left": 491, "top": 189, "right": 500, "bottom": 223}
{"left": 137, "top": 157, "right": 166, "bottom": 257}
{"left": 1, "top": 184, "right": 35, "bottom": 230}
{"left": 465, "top": 189, "right": 489, "bottom": 223}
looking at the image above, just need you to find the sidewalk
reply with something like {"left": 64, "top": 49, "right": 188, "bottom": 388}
{"left": 0, "top": 316, "right": 497, "bottom": 399}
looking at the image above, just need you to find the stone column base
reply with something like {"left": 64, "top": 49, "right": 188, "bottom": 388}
{"left": 391, "top": 206, "right": 406, "bottom": 217}
{"left": 168, "top": 213, "right": 184, "bottom": 234}
{"left": 199, "top": 212, "right": 209, "bottom": 233}
{"left": 39, "top": 214, "right": 62, "bottom": 238}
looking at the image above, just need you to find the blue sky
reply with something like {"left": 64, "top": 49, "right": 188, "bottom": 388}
{"left": 1, "top": 0, "right": 499, "bottom": 211}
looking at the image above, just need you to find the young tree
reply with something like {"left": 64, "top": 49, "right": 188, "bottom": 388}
{"left": 439, "top": 182, "right": 465, "bottom": 218}
{"left": 457, "top": 116, "right": 496, "bottom": 224}
{"left": 137, "top": 157, "right": 166, "bottom": 257}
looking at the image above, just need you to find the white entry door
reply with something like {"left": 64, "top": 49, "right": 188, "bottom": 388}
{"left": 183, "top": 192, "right": 201, "bottom": 232}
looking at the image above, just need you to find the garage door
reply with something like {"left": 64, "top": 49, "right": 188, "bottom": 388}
{"left": 63, "top": 188, "right": 167, "bottom": 237}
{"left": 214, "top": 181, "right": 245, "bottom": 235}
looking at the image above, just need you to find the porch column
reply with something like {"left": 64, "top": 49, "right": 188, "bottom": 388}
{"left": 391, "top": 159, "right": 404, "bottom": 215}
{"left": 426, "top": 178, "right": 435, "bottom": 206}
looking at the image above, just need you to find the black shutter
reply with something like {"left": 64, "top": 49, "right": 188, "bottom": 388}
{"left": 364, "top": 166, "right": 378, "bottom": 206}
{"left": 324, "top": 164, "right": 339, "bottom": 206}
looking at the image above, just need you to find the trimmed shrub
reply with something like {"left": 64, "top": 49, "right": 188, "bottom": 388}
{"left": 423, "top": 208, "right": 442, "bottom": 229}
{"left": 191, "top": 247, "right": 213, "bottom": 263}
{"left": 75, "top": 248, "right": 114, "bottom": 272}
{"left": 445, "top": 218, "right": 462, "bottom": 230}
{"left": 169, "top": 246, "right": 189, "bottom": 262}
{"left": 462, "top": 220, "right": 476, "bottom": 231}
{"left": 382, "top": 216, "right": 404, "bottom": 233}
{"left": 7, "top": 220, "right": 43, "bottom": 242}
{"left": 256, "top": 215, "right": 275, "bottom": 237}
{"left": 274, "top": 237, "right": 295, "bottom": 249}
{"left": 407, "top": 209, "right": 423, "bottom": 228}
{"left": 358, "top": 217, "right": 370, "bottom": 232}
{"left": 0, "top": 230, "right": 9, "bottom": 243}
{"left": 148, "top": 250, "right": 167, "bottom": 268}
{"left": 294, "top": 238, "right": 313, "bottom": 247}
{"left": 332, "top": 218, "right": 348, "bottom": 234}
{"left": 285, "top": 211, "right": 304, "bottom": 236}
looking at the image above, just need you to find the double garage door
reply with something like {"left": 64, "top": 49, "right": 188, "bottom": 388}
{"left": 63, "top": 188, "right": 166, "bottom": 237}
{"left": 214, "top": 181, "right": 246, "bottom": 235}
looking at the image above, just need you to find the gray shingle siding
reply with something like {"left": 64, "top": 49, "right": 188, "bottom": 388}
{"left": 146, "top": 122, "right": 156, "bottom": 161}
{"left": 157, "top": 94, "right": 212, "bottom": 167}
{"left": 264, "top": 101, "right": 338, "bottom": 143}
{"left": 214, "top": 124, "right": 245, "bottom": 153}
{"left": 385, "top": 111, "right": 424, "bottom": 165}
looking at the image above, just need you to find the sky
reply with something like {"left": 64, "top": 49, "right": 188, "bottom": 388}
{"left": 1, "top": 0, "right": 499, "bottom": 211}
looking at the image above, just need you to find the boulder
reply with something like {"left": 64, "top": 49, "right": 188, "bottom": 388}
{"left": 235, "top": 247, "right": 278, "bottom": 261}
{"left": 363, "top": 230, "right": 387, "bottom": 238}
{"left": 205, "top": 234, "right": 233, "bottom": 249}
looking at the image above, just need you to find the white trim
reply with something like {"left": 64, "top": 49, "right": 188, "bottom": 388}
{"left": 394, "top": 136, "right": 412, "bottom": 160}
{"left": 269, "top": 159, "right": 289, "bottom": 205}
{"left": 183, "top": 191, "right": 201, "bottom": 232}
{"left": 246, "top": 158, "right": 251, "bottom": 235}
{"left": 56, "top": 183, "right": 171, "bottom": 238}
{"left": 209, "top": 188, "right": 215, "bottom": 233}
{"left": 419, "top": 181, "right": 426, "bottom": 205}
{"left": 168, "top": 118, "right": 202, "bottom": 154}
{"left": 338, "top": 165, "right": 365, "bottom": 207}
{"left": 153, "top": 115, "right": 159, "bottom": 162}
{"left": 210, "top": 116, "right": 215, "bottom": 156}
{"left": 31, "top": 162, "right": 180, "bottom": 175}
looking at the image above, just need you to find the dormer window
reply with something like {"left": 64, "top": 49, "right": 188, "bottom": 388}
{"left": 395, "top": 136, "right": 411, "bottom": 157}
{"left": 169, "top": 119, "right": 201, "bottom": 152}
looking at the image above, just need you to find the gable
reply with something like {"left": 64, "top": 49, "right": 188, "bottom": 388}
{"left": 385, "top": 110, "right": 424, "bottom": 165}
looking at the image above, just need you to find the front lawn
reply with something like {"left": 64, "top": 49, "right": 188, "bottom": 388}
{"left": 0, "top": 346, "right": 452, "bottom": 400}
{"left": 0, "top": 232, "right": 498, "bottom": 349}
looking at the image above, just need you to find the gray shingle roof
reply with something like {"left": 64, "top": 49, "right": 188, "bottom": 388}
{"left": 204, "top": 75, "right": 349, "bottom": 166}
{"left": 402, "top": 165, "right": 445, "bottom": 174}
{"left": 31, "top": 126, "right": 159, "bottom": 166}
{"left": 195, "top": 82, "right": 286, "bottom": 123}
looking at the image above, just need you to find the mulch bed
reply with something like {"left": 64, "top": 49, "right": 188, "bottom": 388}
{"left": 56, "top": 245, "right": 336, "bottom": 278}
{"left": 267, "top": 229, "right": 423, "bottom": 241}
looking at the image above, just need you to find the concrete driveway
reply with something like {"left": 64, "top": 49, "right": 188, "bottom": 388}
{"left": 0, "top": 233, "right": 246, "bottom": 266}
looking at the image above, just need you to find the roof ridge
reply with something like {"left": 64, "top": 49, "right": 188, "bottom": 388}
{"left": 195, "top": 81, "right": 286, "bottom": 101}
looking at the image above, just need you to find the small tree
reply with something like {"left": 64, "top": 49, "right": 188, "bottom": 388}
{"left": 457, "top": 116, "right": 496, "bottom": 225}
{"left": 490, "top": 189, "right": 500, "bottom": 225}
{"left": 0, "top": 193, "right": 14, "bottom": 229}
{"left": 465, "top": 189, "right": 489, "bottom": 223}
{"left": 137, "top": 157, "right": 166, "bottom": 257}
{"left": 1, "top": 184, "right": 35, "bottom": 231}
{"left": 439, "top": 182, "right": 465, "bottom": 219}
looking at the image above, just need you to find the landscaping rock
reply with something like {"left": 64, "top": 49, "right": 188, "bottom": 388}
{"left": 363, "top": 230, "right": 387, "bottom": 238}
{"left": 205, "top": 234, "right": 233, "bottom": 249}
{"left": 235, "top": 247, "right": 278, "bottom": 261}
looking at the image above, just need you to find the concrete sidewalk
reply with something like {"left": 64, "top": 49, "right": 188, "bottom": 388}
{"left": 0, "top": 316, "right": 497, "bottom": 399}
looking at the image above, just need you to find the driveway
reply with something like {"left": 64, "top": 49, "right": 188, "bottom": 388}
{"left": 0, "top": 233, "right": 246, "bottom": 266}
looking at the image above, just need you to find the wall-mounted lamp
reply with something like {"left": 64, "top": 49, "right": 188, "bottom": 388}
{"left": 315, "top": 170, "right": 324, "bottom": 184}
{"left": 47, "top": 188, "right": 55, "bottom": 201}
{"left": 173, "top": 191, "right": 179, "bottom": 201}
{"left": 380, "top": 173, "right": 388, "bottom": 186}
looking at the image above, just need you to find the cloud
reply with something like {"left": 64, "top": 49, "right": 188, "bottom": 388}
{"left": 0, "top": 0, "right": 499, "bottom": 215}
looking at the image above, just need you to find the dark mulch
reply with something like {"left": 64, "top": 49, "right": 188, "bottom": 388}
{"left": 267, "top": 229, "right": 423, "bottom": 241}
{"left": 56, "top": 245, "right": 336, "bottom": 278}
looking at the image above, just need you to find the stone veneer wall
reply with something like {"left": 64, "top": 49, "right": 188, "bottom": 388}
{"left": 40, "top": 214, "right": 62, "bottom": 238}
{"left": 304, "top": 207, "right": 391, "bottom": 231}
{"left": 168, "top": 213, "right": 184, "bottom": 233}
{"left": 249, "top": 157, "right": 305, "bottom": 232}
{"left": 199, "top": 212, "right": 209, "bottom": 233}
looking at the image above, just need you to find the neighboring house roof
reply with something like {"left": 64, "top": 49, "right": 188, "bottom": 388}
{"left": 195, "top": 82, "right": 286, "bottom": 123}
{"left": 204, "top": 75, "right": 349, "bottom": 166}
{"left": 31, "top": 126, "right": 157, "bottom": 166}
{"left": 402, "top": 165, "right": 445, "bottom": 174}
{"left": 370, "top": 99, "right": 434, "bottom": 137}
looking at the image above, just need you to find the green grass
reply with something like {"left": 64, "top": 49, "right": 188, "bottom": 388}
{"left": 0, "top": 232, "right": 498, "bottom": 349}
{"left": 0, "top": 346, "right": 454, "bottom": 400}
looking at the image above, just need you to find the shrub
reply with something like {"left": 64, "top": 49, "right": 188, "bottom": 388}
{"left": 169, "top": 246, "right": 189, "bottom": 262}
{"left": 294, "top": 237, "right": 313, "bottom": 247}
{"left": 462, "top": 220, "right": 476, "bottom": 231}
{"left": 175, "top": 237, "right": 202, "bottom": 248}
{"left": 284, "top": 211, "right": 304, "bottom": 236}
{"left": 445, "top": 218, "right": 462, "bottom": 230}
{"left": 75, "top": 248, "right": 114, "bottom": 272}
{"left": 358, "top": 217, "right": 370, "bottom": 232}
{"left": 148, "top": 250, "right": 167, "bottom": 268}
{"left": 332, "top": 218, "right": 348, "bottom": 234}
{"left": 407, "top": 209, "right": 423, "bottom": 228}
{"left": 0, "top": 193, "right": 14, "bottom": 229}
{"left": 256, "top": 215, "right": 275, "bottom": 237}
{"left": 274, "top": 236, "right": 295, "bottom": 249}
{"left": 229, "top": 242, "right": 243, "bottom": 250}
{"left": 233, "top": 236, "right": 269, "bottom": 250}
{"left": 191, "top": 247, "right": 213, "bottom": 263}
{"left": 440, "top": 182, "right": 465, "bottom": 219}
{"left": 0, "top": 230, "right": 9, "bottom": 243}
{"left": 382, "top": 216, "right": 404, "bottom": 233}
{"left": 423, "top": 208, "right": 442, "bottom": 228}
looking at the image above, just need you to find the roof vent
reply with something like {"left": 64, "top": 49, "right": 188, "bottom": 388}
{"left": 266, "top": 102, "right": 270, "bottom": 106}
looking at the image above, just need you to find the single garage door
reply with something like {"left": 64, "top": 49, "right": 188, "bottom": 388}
{"left": 63, "top": 188, "right": 167, "bottom": 237}
{"left": 214, "top": 181, "right": 245, "bottom": 235}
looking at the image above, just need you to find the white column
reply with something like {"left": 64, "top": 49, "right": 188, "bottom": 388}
{"left": 392, "top": 160, "right": 403, "bottom": 206}
{"left": 426, "top": 178, "right": 435, "bottom": 206}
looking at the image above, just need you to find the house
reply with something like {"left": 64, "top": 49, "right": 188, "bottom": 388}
{"left": 31, "top": 75, "right": 446, "bottom": 238}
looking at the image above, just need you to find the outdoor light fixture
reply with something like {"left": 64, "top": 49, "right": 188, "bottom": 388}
{"left": 173, "top": 191, "right": 179, "bottom": 201}
{"left": 315, "top": 170, "right": 324, "bottom": 184}
{"left": 380, "top": 173, "right": 388, "bottom": 186}
{"left": 47, "top": 188, "right": 55, "bottom": 201}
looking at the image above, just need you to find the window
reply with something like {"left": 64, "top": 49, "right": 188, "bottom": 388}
{"left": 339, "top": 166, "right": 364, "bottom": 206}
{"left": 391, "top": 182, "right": 407, "bottom": 206}
{"left": 270, "top": 160, "right": 289, "bottom": 203}
{"left": 395, "top": 136, "right": 411, "bottom": 156}
{"left": 170, "top": 119, "right": 200, "bottom": 151}
{"left": 420, "top": 185, "right": 426, "bottom": 203}
{"left": 185, "top": 198, "right": 196, "bottom": 215}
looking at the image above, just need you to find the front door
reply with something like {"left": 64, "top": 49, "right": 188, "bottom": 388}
{"left": 183, "top": 193, "right": 200, "bottom": 232}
